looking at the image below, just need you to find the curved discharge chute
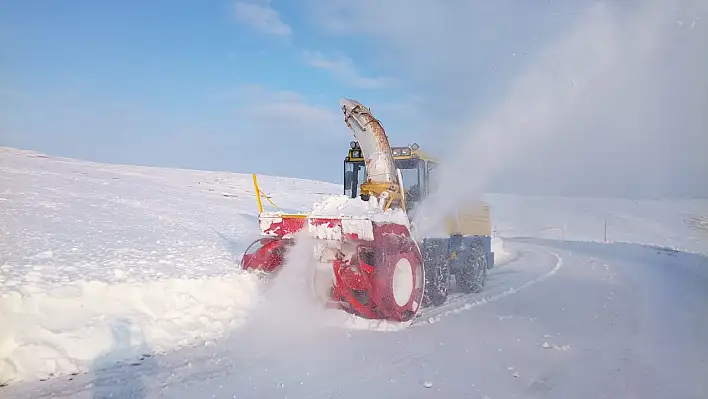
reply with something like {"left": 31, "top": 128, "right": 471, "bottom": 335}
{"left": 340, "top": 98, "right": 398, "bottom": 186}
{"left": 339, "top": 98, "right": 407, "bottom": 211}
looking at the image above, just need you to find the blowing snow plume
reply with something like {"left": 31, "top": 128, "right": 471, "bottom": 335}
{"left": 420, "top": 0, "right": 707, "bottom": 229}
{"left": 240, "top": 234, "right": 334, "bottom": 351}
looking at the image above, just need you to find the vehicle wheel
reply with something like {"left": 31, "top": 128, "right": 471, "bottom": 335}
{"left": 241, "top": 237, "right": 292, "bottom": 273}
{"left": 457, "top": 245, "right": 488, "bottom": 294}
{"left": 372, "top": 250, "right": 425, "bottom": 322}
{"left": 421, "top": 243, "right": 450, "bottom": 307}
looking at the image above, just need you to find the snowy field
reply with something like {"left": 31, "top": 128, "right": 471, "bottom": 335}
{"left": 0, "top": 147, "right": 339, "bottom": 385}
{"left": 1, "top": 147, "right": 707, "bottom": 398}
{"left": 485, "top": 193, "right": 708, "bottom": 256}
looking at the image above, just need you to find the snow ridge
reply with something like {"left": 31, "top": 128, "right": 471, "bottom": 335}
{"left": 0, "top": 274, "right": 261, "bottom": 384}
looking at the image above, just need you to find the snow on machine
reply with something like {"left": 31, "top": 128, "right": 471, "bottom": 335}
{"left": 241, "top": 98, "right": 494, "bottom": 323}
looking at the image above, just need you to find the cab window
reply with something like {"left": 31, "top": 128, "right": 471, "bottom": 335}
{"left": 395, "top": 158, "right": 424, "bottom": 202}
{"left": 344, "top": 161, "right": 365, "bottom": 198}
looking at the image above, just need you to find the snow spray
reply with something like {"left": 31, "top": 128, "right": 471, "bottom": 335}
{"left": 416, "top": 0, "right": 699, "bottom": 232}
{"left": 239, "top": 233, "right": 335, "bottom": 350}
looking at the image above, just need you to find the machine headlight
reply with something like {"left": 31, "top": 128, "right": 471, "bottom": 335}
{"left": 392, "top": 148, "right": 401, "bottom": 156}
{"left": 401, "top": 148, "right": 411, "bottom": 155}
{"left": 411, "top": 143, "right": 420, "bottom": 150}
{"left": 351, "top": 150, "right": 362, "bottom": 158}
{"left": 350, "top": 141, "right": 358, "bottom": 149}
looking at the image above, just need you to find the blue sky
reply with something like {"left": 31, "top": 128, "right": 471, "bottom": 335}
{"left": 2, "top": 1, "right": 706, "bottom": 197}
{"left": 0, "top": 1, "right": 565, "bottom": 179}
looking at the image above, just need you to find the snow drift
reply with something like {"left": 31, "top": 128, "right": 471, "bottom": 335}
{"left": 0, "top": 274, "right": 261, "bottom": 383}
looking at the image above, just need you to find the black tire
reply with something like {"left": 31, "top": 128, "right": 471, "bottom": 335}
{"left": 421, "top": 241, "right": 450, "bottom": 307}
{"left": 457, "top": 245, "right": 488, "bottom": 294}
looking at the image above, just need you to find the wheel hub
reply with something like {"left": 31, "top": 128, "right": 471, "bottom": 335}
{"left": 392, "top": 257, "right": 414, "bottom": 306}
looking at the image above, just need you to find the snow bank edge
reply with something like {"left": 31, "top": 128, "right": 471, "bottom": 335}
{"left": 0, "top": 273, "right": 262, "bottom": 385}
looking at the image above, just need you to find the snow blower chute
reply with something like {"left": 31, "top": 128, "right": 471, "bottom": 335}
{"left": 241, "top": 98, "right": 425, "bottom": 322}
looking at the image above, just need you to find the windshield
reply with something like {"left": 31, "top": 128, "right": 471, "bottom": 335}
{"left": 344, "top": 158, "right": 425, "bottom": 201}
{"left": 395, "top": 159, "right": 424, "bottom": 203}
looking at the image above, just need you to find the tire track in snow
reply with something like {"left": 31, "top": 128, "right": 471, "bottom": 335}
{"left": 411, "top": 251, "right": 563, "bottom": 327}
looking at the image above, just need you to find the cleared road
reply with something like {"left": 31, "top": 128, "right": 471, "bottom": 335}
{"left": 6, "top": 238, "right": 708, "bottom": 399}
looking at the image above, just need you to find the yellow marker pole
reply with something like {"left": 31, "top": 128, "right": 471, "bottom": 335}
{"left": 252, "top": 174, "right": 263, "bottom": 213}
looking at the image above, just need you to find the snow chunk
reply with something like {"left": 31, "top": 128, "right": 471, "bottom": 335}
{"left": 307, "top": 195, "right": 411, "bottom": 243}
{"left": 309, "top": 195, "right": 410, "bottom": 227}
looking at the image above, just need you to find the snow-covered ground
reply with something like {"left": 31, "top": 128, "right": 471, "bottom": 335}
{"left": 0, "top": 147, "right": 339, "bottom": 385}
{"left": 485, "top": 193, "right": 708, "bottom": 255}
{"left": 1, "top": 147, "right": 707, "bottom": 398}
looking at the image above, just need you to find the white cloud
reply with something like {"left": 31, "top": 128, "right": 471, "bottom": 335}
{"left": 231, "top": 85, "right": 344, "bottom": 141}
{"left": 302, "top": 50, "right": 392, "bottom": 89}
{"left": 233, "top": 1, "right": 291, "bottom": 36}
{"left": 305, "top": 1, "right": 539, "bottom": 81}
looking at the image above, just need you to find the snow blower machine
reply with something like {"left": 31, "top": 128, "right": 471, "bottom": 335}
{"left": 241, "top": 98, "right": 494, "bottom": 323}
